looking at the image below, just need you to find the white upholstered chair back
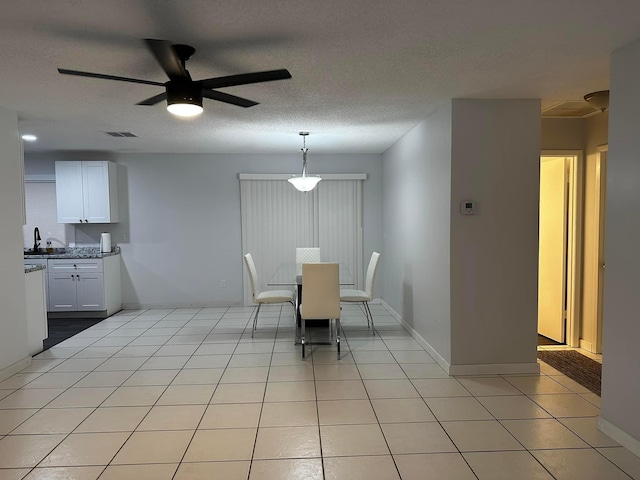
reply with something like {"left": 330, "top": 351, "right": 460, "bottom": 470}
{"left": 296, "top": 247, "right": 321, "bottom": 275}
{"left": 364, "top": 252, "right": 381, "bottom": 299}
{"left": 296, "top": 247, "right": 321, "bottom": 264}
{"left": 301, "top": 263, "right": 340, "bottom": 320}
{"left": 243, "top": 253, "right": 258, "bottom": 302}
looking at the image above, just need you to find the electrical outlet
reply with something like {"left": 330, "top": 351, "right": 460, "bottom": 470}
{"left": 119, "top": 234, "right": 126, "bottom": 242}
{"left": 220, "top": 280, "right": 227, "bottom": 288}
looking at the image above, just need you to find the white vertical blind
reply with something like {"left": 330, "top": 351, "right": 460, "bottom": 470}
{"left": 240, "top": 180, "right": 317, "bottom": 305}
{"left": 318, "top": 180, "right": 363, "bottom": 288}
{"left": 240, "top": 178, "right": 364, "bottom": 305}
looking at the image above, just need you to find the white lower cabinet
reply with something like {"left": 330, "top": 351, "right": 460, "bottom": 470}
{"left": 47, "top": 256, "right": 121, "bottom": 315}
{"left": 24, "top": 268, "right": 48, "bottom": 356}
{"left": 49, "top": 272, "right": 104, "bottom": 311}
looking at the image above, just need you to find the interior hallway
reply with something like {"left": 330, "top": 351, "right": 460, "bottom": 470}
{"left": 0, "top": 304, "right": 638, "bottom": 479}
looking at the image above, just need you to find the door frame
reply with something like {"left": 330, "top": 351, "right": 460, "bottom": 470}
{"left": 595, "top": 144, "right": 608, "bottom": 353}
{"left": 540, "top": 150, "right": 584, "bottom": 347}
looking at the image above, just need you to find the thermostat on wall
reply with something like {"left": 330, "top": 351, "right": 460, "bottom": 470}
{"left": 460, "top": 200, "right": 478, "bottom": 215}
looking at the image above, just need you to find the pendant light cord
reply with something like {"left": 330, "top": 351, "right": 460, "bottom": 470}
{"left": 300, "top": 132, "right": 309, "bottom": 176}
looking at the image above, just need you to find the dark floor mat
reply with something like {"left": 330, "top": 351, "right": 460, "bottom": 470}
{"left": 537, "top": 349, "right": 602, "bottom": 396}
{"left": 42, "top": 318, "right": 105, "bottom": 351}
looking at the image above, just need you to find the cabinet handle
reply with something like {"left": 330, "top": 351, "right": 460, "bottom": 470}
{"left": 71, "top": 274, "right": 75, "bottom": 280}
{"left": 79, "top": 219, "right": 83, "bottom": 223}
{"left": 77, "top": 275, "right": 80, "bottom": 281}
{"left": 73, "top": 264, "right": 77, "bottom": 269}
{"left": 85, "top": 219, "right": 88, "bottom": 223}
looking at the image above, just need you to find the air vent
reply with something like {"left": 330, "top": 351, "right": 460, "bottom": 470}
{"left": 104, "top": 132, "right": 138, "bottom": 137}
{"left": 542, "top": 101, "right": 599, "bottom": 118}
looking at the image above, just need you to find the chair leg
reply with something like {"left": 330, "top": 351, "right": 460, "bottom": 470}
{"left": 364, "top": 302, "right": 375, "bottom": 335}
{"left": 252, "top": 303, "right": 262, "bottom": 338}
{"left": 301, "top": 317, "right": 306, "bottom": 359}
{"left": 336, "top": 318, "right": 341, "bottom": 359}
{"left": 363, "top": 302, "right": 370, "bottom": 328}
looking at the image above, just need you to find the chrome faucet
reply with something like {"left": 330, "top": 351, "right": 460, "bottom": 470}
{"left": 33, "top": 227, "right": 41, "bottom": 253}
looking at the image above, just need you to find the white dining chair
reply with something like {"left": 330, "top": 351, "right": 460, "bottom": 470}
{"left": 244, "top": 253, "right": 295, "bottom": 338}
{"left": 300, "top": 262, "right": 341, "bottom": 359}
{"left": 296, "top": 247, "right": 321, "bottom": 276}
{"left": 340, "top": 252, "right": 381, "bottom": 334}
{"left": 296, "top": 247, "right": 321, "bottom": 264}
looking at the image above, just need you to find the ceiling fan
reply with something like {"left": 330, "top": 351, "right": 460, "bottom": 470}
{"left": 58, "top": 38, "right": 292, "bottom": 117}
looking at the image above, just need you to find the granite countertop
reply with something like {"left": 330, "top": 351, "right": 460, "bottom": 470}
{"left": 24, "top": 246, "right": 121, "bottom": 259}
{"left": 24, "top": 264, "right": 47, "bottom": 273}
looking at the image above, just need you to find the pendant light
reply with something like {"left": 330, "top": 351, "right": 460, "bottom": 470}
{"left": 288, "top": 132, "right": 321, "bottom": 192}
{"left": 583, "top": 90, "right": 609, "bottom": 112}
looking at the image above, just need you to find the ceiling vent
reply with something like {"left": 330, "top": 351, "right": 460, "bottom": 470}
{"left": 104, "top": 131, "right": 138, "bottom": 137}
{"left": 542, "top": 101, "right": 599, "bottom": 118}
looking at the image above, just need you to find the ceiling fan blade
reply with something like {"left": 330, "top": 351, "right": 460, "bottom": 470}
{"left": 200, "top": 69, "right": 291, "bottom": 89}
{"left": 58, "top": 68, "right": 164, "bottom": 86}
{"left": 144, "top": 39, "right": 189, "bottom": 80}
{"left": 136, "top": 92, "right": 168, "bottom": 106}
{"left": 202, "top": 90, "right": 258, "bottom": 108}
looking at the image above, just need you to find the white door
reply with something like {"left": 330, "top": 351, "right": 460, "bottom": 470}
{"left": 48, "top": 273, "right": 78, "bottom": 311}
{"left": 55, "top": 161, "right": 84, "bottom": 223}
{"left": 76, "top": 272, "right": 105, "bottom": 310}
{"left": 538, "top": 157, "right": 568, "bottom": 342}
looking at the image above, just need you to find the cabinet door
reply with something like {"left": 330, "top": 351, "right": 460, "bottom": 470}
{"left": 55, "top": 161, "right": 85, "bottom": 223}
{"left": 48, "top": 258, "right": 103, "bottom": 273}
{"left": 82, "top": 161, "right": 111, "bottom": 223}
{"left": 48, "top": 273, "right": 78, "bottom": 311}
{"left": 76, "top": 272, "right": 105, "bottom": 311}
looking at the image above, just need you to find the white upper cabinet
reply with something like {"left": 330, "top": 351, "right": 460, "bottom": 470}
{"left": 55, "top": 161, "right": 119, "bottom": 223}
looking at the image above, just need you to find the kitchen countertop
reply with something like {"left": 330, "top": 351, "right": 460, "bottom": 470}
{"left": 24, "top": 264, "right": 46, "bottom": 273}
{"left": 24, "top": 246, "right": 121, "bottom": 259}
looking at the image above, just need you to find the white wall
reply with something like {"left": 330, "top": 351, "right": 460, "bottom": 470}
{"left": 449, "top": 99, "right": 540, "bottom": 367}
{"left": 601, "top": 36, "right": 640, "bottom": 445}
{"left": 541, "top": 118, "right": 585, "bottom": 151}
{"left": 382, "top": 102, "right": 453, "bottom": 362}
{"left": 23, "top": 182, "right": 73, "bottom": 249}
{"left": 382, "top": 99, "right": 540, "bottom": 372}
{"left": 0, "top": 106, "right": 29, "bottom": 375}
{"left": 24, "top": 152, "right": 383, "bottom": 308}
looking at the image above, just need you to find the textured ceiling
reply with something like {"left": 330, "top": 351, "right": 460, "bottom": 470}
{"left": 2, "top": 0, "right": 640, "bottom": 154}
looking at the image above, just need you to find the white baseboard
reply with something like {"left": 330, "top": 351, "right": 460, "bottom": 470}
{"left": 598, "top": 417, "right": 640, "bottom": 458}
{"left": 0, "top": 357, "right": 32, "bottom": 383}
{"left": 380, "top": 299, "right": 452, "bottom": 373}
{"left": 121, "top": 301, "right": 243, "bottom": 310}
{"left": 379, "top": 300, "right": 541, "bottom": 377}
{"left": 449, "top": 362, "right": 540, "bottom": 376}
{"left": 579, "top": 339, "right": 594, "bottom": 352}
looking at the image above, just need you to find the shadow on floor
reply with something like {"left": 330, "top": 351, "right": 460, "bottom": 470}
{"left": 537, "top": 334, "right": 563, "bottom": 346}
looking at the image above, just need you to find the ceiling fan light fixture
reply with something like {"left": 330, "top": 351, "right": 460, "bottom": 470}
{"left": 288, "top": 132, "right": 321, "bottom": 192}
{"left": 166, "top": 81, "right": 203, "bottom": 117}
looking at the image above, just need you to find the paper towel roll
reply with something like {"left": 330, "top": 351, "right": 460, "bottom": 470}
{"left": 100, "top": 233, "right": 112, "bottom": 253}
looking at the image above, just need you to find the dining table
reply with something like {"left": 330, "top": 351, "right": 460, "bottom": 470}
{"left": 268, "top": 262, "right": 354, "bottom": 337}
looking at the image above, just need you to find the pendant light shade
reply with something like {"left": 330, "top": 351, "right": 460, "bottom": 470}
{"left": 288, "top": 132, "right": 321, "bottom": 192}
{"left": 583, "top": 90, "right": 609, "bottom": 112}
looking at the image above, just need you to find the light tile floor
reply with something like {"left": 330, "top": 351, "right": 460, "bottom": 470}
{"left": 0, "top": 304, "right": 638, "bottom": 479}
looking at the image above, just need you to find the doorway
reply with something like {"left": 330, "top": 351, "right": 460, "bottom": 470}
{"left": 537, "top": 152, "right": 583, "bottom": 346}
